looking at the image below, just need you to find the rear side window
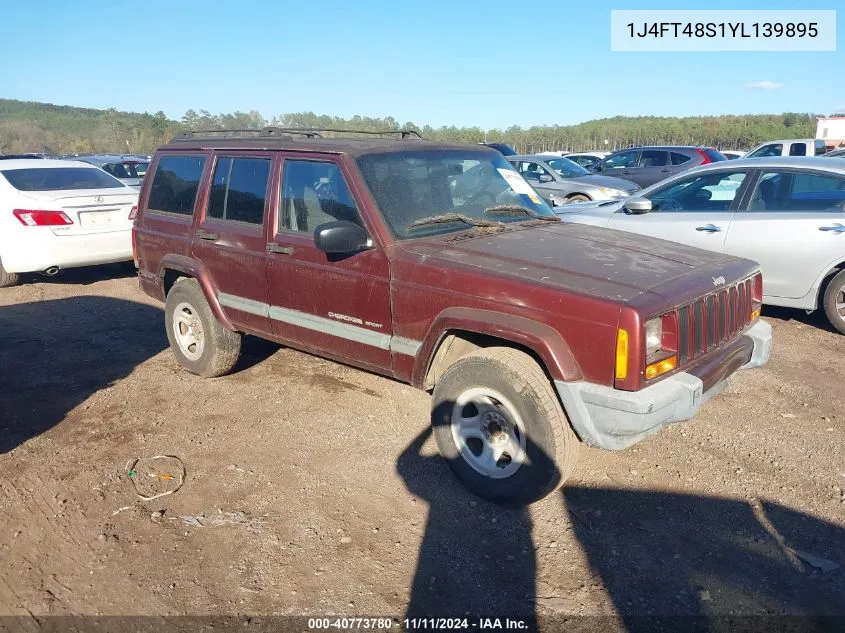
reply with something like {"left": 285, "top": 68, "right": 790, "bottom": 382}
{"left": 1, "top": 167, "right": 124, "bottom": 191}
{"left": 207, "top": 157, "right": 271, "bottom": 225}
{"left": 638, "top": 150, "right": 668, "bottom": 167}
{"left": 789, "top": 143, "right": 807, "bottom": 157}
{"left": 670, "top": 152, "right": 692, "bottom": 165}
{"left": 147, "top": 155, "right": 206, "bottom": 215}
{"left": 749, "top": 171, "right": 845, "bottom": 212}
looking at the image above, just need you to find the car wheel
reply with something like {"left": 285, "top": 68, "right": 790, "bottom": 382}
{"left": 165, "top": 278, "right": 241, "bottom": 377}
{"left": 0, "top": 258, "right": 20, "bottom": 288}
{"left": 822, "top": 270, "right": 845, "bottom": 335}
{"left": 565, "top": 194, "right": 591, "bottom": 203}
{"left": 431, "top": 347, "right": 579, "bottom": 504}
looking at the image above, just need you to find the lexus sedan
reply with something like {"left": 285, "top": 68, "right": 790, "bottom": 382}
{"left": 506, "top": 154, "right": 639, "bottom": 205}
{"left": 556, "top": 156, "right": 845, "bottom": 333}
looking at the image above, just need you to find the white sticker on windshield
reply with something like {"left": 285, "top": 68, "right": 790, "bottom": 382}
{"left": 497, "top": 168, "right": 537, "bottom": 196}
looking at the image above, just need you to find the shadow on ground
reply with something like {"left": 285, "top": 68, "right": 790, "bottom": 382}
{"left": 24, "top": 262, "right": 138, "bottom": 287}
{"left": 0, "top": 296, "right": 166, "bottom": 453}
{"left": 398, "top": 427, "right": 845, "bottom": 632}
{"left": 762, "top": 305, "right": 838, "bottom": 335}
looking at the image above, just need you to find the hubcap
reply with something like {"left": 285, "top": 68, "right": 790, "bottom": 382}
{"left": 172, "top": 302, "right": 204, "bottom": 361}
{"left": 450, "top": 387, "right": 527, "bottom": 479}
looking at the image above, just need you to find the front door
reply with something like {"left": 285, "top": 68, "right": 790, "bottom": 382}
{"left": 608, "top": 168, "right": 752, "bottom": 253}
{"left": 191, "top": 152, "right": 275, "bottom": 335}
{"left": 265, "top": 155, "right": 393, "bottom": 372}
{"left": 724, "top": 168, "right": 845, "bottom": 301}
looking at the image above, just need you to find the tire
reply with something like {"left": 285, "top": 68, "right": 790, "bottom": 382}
{"left": 565, "top": 194, "right": 591, "bottom": 203}
{"left": 164, "top": 278, "right": 241, "bottom": 377}
{"left": 431, "top": 347, "right": 579, "bottom": 505}
{"left": 822, "top": 269, "right": 845, "bottom": 335}
{"left": 0, "top": 257, "right": 20, "bottom": 288}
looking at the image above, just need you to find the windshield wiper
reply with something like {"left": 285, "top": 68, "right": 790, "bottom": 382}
{"left": 408, "top": 213, "right": 504, "bottom": 231}
{"left": 484, "top": 205, "right": 561, "bottom": 222}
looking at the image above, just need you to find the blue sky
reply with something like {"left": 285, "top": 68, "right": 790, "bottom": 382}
{"left": 1, "top": 0, "right": 842, "bottom": 129}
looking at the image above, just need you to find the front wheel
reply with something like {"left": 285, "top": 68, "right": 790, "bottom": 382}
{"left": 565, "top": 194, "right": 591, "bottom": 204}
{"left": 164, "top": 278, "right": 241, "bottom": 377}
{"left": 431, "top": 347, "right": 579, "bottom": 504}
{"left": 823, "top": 270, "right": 845, "bottom": 335}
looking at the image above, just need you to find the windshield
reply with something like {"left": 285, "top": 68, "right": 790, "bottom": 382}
{"left": 545, "top": 157, "right": 590, "bottom": 178}
{"left": 1, "top": 167, "right": 124, "bottom": 191}
{"left": 356, "top": 150, "right": 556, "bottom": 239}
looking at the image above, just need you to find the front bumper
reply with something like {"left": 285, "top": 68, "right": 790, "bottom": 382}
{"left": 554, "top": 319, "right": 772, "bottom": 450}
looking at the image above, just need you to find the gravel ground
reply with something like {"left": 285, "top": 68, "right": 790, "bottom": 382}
{"left": 0, "top": 267, "right": 843, "bottom": 631}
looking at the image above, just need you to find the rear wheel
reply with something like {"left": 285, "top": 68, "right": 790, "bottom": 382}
{"left": 431, "top": 347, "right": 579, "bottom": 504}
{"left": 165, "top": 278, "right": 241, "bottom": 377}
{"left": 822, "top": 270, "right": 845, "bottom": 335}
{"left": 565, "top": 194, "right": 591, "bottom": 203}
{"left": 0, "top": 258, "right": 20, "bottom": 288}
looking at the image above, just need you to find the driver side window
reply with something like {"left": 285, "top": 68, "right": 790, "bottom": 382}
{"left": 646, "top": 171, "right": 747, "bottom": 212}
{"left": 516, "top": 161, "right": 553, "bottom": 182}
{"left": 279, "top": 160, "right": 362, "bottom": 234}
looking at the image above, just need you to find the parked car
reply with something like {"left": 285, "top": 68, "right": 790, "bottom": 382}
{"left": 0, "top": 153, "right": 46, "bottom": 160}
{"left": 506, "top": 154, "right": 639, "bottom": 205}
{"left": 823, "top": 147, "right": 845, "bottom": 158}
{"left": 557, "top": 156, "right": 845, "bottom": 333}
{"left": 720, "top": 150, "right": 746, "bottom": 160}
{"left": 69, "top": 154, "right": 149, "bottom": 189}
{"left": 591, "top": 146, "right": 727, "bottom": 188}
{"left": 0, "top": 159, "right": 138, "bottom": 287}
{"left": 563, "top": 151, "right": 611, "bottom": 169}
{"left": 745, "top": 139, "right": 827, "bottom": 158}
{"left": 134, "top": 129, "right": 771, "bottom": 503}
{"left": 479, "top": 142, "right": 517, "bottom": 156}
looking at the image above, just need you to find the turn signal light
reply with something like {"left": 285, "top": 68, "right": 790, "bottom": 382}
{"left": 615, "top": 328, "right": 629, "bottom": 380}
{"left": 645, "top": 356, "right": 677, "bottom": 380}
{"left": 750, "top": 307, "right": 761, "bottom": 321}
{"left": 13, "top": 209, "right": 73, "bottom": 226}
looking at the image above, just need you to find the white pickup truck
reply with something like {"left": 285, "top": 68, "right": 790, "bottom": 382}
{"left": 745, "top": 138, "right": 827, "bottom": 158}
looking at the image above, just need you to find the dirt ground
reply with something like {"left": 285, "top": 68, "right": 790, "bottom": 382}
{"left": 1, "top": 266, "right": 844, "bottom": 630}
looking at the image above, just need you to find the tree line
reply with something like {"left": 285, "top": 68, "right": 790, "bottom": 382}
{"left": 0, "top": 98, "right": 826, "bottom": 156}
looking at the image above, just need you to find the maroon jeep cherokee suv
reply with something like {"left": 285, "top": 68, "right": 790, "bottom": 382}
{"left": 134, "top": 129, "right": 772, "bottom": 503}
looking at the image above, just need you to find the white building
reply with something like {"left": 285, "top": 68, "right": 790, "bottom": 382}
{"left": 816, "top": 117, "right": 845, "bottom": 150}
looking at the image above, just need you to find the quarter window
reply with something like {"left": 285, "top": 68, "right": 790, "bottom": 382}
{"left": 647, "top": 171, "right": 747, "bottom": 212}
{"left": 280, "top": 160, "right": 361, "bottom": 233}
{"left": 207, "top": 157, "right": 271, "bottom": 225}
{"left": 147, "top": 155, "right": 206, "bottom": 216}
{"left": 788, "top": 143, "right": 807, "bottom": 157}
{"left": 670, "top": 152, "right": 692, "bottom": 165}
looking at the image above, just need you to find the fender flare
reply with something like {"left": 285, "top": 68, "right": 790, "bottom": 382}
{"left": 410, "top": 307, "right": 583, "bottom": 388}
{"left": 156, "top": 254, "right": 235, "bottom": 331}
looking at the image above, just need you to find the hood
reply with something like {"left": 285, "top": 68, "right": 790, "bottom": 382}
{"left": 563, "top": 174, "right": 640, "bottom": 191}
{"left": 399, "top": 222, "right": 755, "bottom": 305}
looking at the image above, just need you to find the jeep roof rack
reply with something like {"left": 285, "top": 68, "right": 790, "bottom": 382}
{"left": 173, "top": 127, "right": 423, "bottom": 141}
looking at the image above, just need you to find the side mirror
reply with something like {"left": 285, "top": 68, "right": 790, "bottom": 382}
{"left": 314, "top": 220, "right": 371, "bottom": 254}
{"left": 592, "top": 163, "right": 603, "bottom": 172}
{"left": 623, "top": 197, "right": 652, "bottom": 214}
{"left": 538, "top": 173, "right": 554, "bottom": 183}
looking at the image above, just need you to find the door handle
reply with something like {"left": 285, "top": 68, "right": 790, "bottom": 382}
{"left": 266, "top": 244, "right": 294, "bottom": 255}
{"left": 695, "top": 224, "right": 722, "bottom": 233}
{"left": 195, "top": 229, "right": 218, "bottom": 241}
{"left": 660, "top": 168, "right": 670, "bottom": 172}
{"left": 819, "top": 223, "right": 845, "bottom": 233}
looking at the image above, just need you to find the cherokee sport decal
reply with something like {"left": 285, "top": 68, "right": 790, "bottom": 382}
{"left": 328, "top": 312, "right": 384, "bottom": 329}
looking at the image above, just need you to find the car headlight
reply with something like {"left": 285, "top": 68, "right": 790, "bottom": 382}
{"left": 598, "top": 187, "right": 628, "bottom": 198}
{"left": 645, "top": 318, "right": 663, "bottom": 356}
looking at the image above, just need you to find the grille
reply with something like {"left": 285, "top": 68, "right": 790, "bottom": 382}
{"left": 677, "top": 278, "right": 754, "bottom": 363}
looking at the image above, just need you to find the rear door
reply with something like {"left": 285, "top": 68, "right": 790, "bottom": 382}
{"left": 632, "top": 149, "right": 672, "bottom": 186}
{"left": 265, "top": 154, "right": 393, "bottom": 371}
{"left": 191, "top": 152, "right": 275, "bottom": 335}
{"left": 723, "top": 168, "right": 845, "bottom": 301}
{"left": 607, "top": 168, "right": 752, "bottom": 252}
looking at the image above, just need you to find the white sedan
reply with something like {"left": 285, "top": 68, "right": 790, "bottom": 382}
{"left": 556, "top": 156, "right": 845, "bottom": 333}
{"left": 0, "top": 159, "right": 138, "bottom": 287}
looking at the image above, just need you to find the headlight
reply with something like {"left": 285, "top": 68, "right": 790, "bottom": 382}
{"left": 598, "top": 187, "right": 628, "bottom": 198}
{"left": 645, "top": 318, "right": 663, "bottom": 356}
